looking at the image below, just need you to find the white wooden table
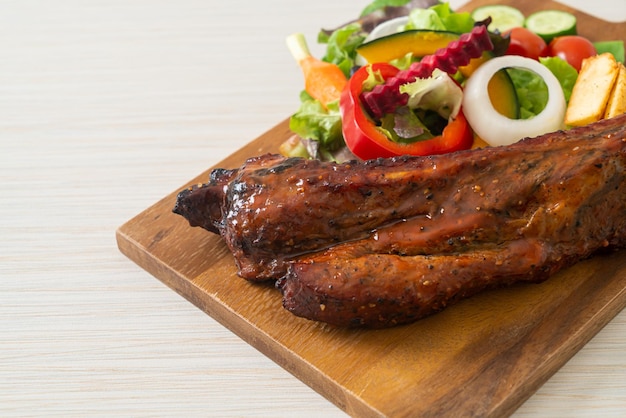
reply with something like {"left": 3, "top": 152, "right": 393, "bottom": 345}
{"left": 1, "top": 0, "right": 625, "bottom": 416}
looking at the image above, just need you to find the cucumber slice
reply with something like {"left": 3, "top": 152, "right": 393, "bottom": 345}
{"left": 471, "top": 5, "right": 525, "bottom": 33}
{"left": 525, "top": 10, "right": 577, "bottom": 43}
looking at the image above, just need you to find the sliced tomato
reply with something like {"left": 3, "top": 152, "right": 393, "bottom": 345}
{"left": 504, "top": 27, "right": 548, "bottom": 61}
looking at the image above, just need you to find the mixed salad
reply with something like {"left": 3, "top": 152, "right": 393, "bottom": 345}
{"left": 282, "top": 1, "right": 625, "bottom": 162}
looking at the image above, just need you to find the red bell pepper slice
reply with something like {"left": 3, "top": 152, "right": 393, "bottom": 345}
{"left": 340, "top": 63, "right": 474, "bottom": 160}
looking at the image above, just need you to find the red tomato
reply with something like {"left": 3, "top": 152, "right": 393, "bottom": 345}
{"left": 548, "top": 35, "right": 597, "bottom": 71}
{"left": 504, "top": 27, "right": 548, "bottom": 60}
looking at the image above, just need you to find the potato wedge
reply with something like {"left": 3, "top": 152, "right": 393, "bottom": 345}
{"left": 604, "top": 62, "right": 626, "bottom": 119}
{"left": 565, "top": 53, "right": 619, "bottom": 126}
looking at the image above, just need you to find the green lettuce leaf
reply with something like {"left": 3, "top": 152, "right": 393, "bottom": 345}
{"left": 400, "top": 69, "right": 463, "bottom": 120}
{"left": 405, "top": 2, "right": 474, "bottom": 33}
{"left": 594, "top": 40, "right": 625, "bottom": 63}
{"left": 503, "top": 57, "right": 578, "bottom": 119}
{"left": 379, "top": 70, "right": 461, "bottom": 143}
{"left": 506, "top": 68, "right": 548, "bottom": 119}
{"left": 288, "top": 91, "right": 344, "bottom": 151}
{"left": 361, "top": 65, "right": 387, "bottom": 91}
{"left": 405, "top": 8, "right": 446, "bottom": 31}
{"left": 317, "top": 23, "right": 366, "bottom": 77}
{"left": 379, "top": 107, "right": 435, "bottom": 143}
{"left": 539, "top": 56, "right": 578, "bottom": 103}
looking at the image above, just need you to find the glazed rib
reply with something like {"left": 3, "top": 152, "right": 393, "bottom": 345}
{"left": 174, "top": 114, "right": 626, "bottom": 273}
{"left": 278, "top": 239, "right": 551, "bottom": 327}
{"left": 173, "top": 114, "right": 626, "bottom": 327}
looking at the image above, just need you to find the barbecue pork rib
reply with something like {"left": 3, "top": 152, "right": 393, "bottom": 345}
{"left": 173, "top": 113, "right": 626, "bottom": 327}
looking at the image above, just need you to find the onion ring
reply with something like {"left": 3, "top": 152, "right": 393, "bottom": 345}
{"left": 462, "top": 55, "right": 566, "bottom": 147}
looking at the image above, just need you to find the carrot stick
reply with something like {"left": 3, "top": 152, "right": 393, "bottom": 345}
{"left": 286, "top": 33, "right": 347, "bottom": 106}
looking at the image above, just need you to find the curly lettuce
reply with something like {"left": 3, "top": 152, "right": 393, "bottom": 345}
{"left": 405, "top": 2, "right": 474, "bottom": 33}
{"left": 506, "top": 56, "right": 578, "bottom": 119}
{"left": 288, "top": 91, "right": 344, "bottom": 151}
{"left": 317, "top": 23, "right": 366, "bottom": 77}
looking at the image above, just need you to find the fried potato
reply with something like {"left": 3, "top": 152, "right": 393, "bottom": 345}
{"left": 604, "top": 62, "right": 626, "bottom": 119}
{"left": 565, "top": 53, "right": 619, "bottom": 127}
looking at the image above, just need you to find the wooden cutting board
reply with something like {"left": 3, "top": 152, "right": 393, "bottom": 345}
{"left": 116, "top": 1, "right": 626, "bottom": 416}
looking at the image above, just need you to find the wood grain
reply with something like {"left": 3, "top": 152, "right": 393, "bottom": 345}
{"left": 117, "top": 2, "right": 626, "bottom": 416}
